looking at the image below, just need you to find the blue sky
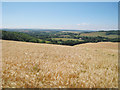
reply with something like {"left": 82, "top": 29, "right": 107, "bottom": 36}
{"left": 2, "top": 2, "right": 118, "bottom": 30}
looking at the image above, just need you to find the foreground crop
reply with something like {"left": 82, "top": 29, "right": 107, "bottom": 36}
{"left": 2, "top": 40, "right": 118, "bottom": 88}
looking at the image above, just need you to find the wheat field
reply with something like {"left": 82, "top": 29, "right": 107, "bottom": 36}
{"left": 2, "top": 40, "right": 118, "bottom": 88}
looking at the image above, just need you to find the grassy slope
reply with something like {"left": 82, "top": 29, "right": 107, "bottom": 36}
{"left": 2, "top": 40, "right": 118, "bottom": 88}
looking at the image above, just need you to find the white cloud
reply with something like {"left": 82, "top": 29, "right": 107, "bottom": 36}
{"left": 2, "top": 23, "right": 118, "bottom": 31}
{"left": 77, "top": 23, "right": 89, "bottom": 26}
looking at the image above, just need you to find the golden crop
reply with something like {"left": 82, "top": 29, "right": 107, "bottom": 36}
{"left": 2, "top": 40, "right": 118, "bottom": 88}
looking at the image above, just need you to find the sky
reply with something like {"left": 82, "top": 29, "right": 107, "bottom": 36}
{"left": 2, "top": 2, "right": 118, "bottom": 30}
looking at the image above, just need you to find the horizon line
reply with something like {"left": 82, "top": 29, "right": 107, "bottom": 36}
{"left": 1, "top": 28, "right": 119, "bottom": 31}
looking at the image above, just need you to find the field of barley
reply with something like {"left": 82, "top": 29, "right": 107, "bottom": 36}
{"left": 0, "top": 40, "right": 2, "bottom": 89}
{"left": 2, "top": 40, "right": 118, "bottom": 88}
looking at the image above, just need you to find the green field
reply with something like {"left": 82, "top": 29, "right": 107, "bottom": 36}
{"left": 104, "top": 35, "right": 118, "bottom": 38}
{"left": 52, "top": 38, "right": 84, "bottom": 41}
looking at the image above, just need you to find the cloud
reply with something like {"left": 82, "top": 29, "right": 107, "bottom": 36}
{"left": 77, "top": 23, "right": 89, "bottom": 26}
{"left": 2, "top": 23, "right": 118, "bottom": 31}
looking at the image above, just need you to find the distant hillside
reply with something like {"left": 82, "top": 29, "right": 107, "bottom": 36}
{"left": 1, "top": 30, "right": 120, "bottom": 46}
{"left": 2, "top": 31, "right": 42, "bottom": 43}
{"left": 81, "top": 30, "right": 120, "bottom": 38}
